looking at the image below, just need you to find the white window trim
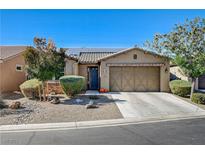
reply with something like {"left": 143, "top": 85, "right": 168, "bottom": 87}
{"left": 16, "top": 64, "right": 23, "bottom": 72}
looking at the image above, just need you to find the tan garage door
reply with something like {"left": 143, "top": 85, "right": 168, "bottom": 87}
{"left": 199, "top": 75, "right": 205, "bottom": 89}
{"left": 110, "top": 66, "right": 160, "bottom": 92}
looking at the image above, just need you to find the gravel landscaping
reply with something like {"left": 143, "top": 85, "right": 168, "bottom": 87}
{"left": 0, "top": 93, "right": 122, "bottom": 125}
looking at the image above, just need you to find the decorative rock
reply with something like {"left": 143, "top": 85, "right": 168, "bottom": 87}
{"left": 47, "top": 96, "right": 53, "bottom": 101}
{"left": 50, "top": 97, "right": 61, "bottom": 104}
{"left": 86, "top": 100, "right": 98, "bottom": 109}
{"left": 9, "top": 101, "right": 21, "bottom": 109}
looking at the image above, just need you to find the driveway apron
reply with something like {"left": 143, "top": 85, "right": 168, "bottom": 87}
{"left": 111, "top": 92, "right": 205, "bottom": 119}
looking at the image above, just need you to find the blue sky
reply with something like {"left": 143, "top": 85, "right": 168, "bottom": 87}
{"left": 0, "top": 9, "right": 205, "bottom": 48}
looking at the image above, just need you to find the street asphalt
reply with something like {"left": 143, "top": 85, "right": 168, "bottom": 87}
{"left": 1, "top": 117, "right": 205, "bottom": 145}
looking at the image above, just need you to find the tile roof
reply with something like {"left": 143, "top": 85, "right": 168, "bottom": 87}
{"left": 0, "top": 46, "right": 27, "bottom": 60}
{"left": 65, "top": 48, "right": 125, "bottom": 56}
{"left": 64, "top": 47, "right": 126, "bottom": 64}
{"left": 78, "top": 52, "right": 115, "bottom": 63}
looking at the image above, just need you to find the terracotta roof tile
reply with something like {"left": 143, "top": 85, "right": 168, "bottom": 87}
{"left": 65, "top": 48, "right": 125, "bottom": 56}
{"left": 78, "top": 52, "right": 115, "bottom": 63}
{"left": 64, "top": 48, "right": 125, "bottom": 64}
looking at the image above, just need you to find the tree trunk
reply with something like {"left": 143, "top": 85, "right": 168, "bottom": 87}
{"left": 190, "top": 78, "right": 196, "bottom": 99}
{"left": 42, "top": 81, "right": 46, "bottom": 101}
{"left": 38, "top": 85, "right": 41, "bottom": 101}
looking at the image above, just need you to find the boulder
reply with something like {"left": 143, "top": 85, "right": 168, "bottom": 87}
{"left": 86, "top": 100, "right": 98, "bottom": 109}
{"left": 50, "top": 97, "right": 61, "bottom": 104}
{"left": 9, "top": 101, "right": 21, "bottom": 109}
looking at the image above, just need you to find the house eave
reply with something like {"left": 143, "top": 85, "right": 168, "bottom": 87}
{"left": 78, "top": 62, "right": 99, "bottom": 65}
{"left": 106, "top": 63, "right": 165, "bottom": 67}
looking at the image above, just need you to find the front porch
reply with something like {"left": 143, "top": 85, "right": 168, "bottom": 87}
{"left": 78, "top": 64, "right": 100, "bottom": 90}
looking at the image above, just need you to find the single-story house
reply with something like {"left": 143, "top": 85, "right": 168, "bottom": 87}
{"left": 65, "top": 47, "right": 170, "bottom": 92}
{"left": 0, "top": 46, "right": 27, "bottom": 93}
{"left": 0, "top": 46, "right": 170, "bottom": 93}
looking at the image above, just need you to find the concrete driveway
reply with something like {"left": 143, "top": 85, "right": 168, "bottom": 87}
{"left": 111, "top": 92, "right": 205, "bottom": 119}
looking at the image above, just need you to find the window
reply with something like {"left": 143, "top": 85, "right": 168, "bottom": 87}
{"left": 16, "top": 64, "right": 23, "bottom": 72}
{"left": 133, "top": 54, "right": 138, "bottom": 60}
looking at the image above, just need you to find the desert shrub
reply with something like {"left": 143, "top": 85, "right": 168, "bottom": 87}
{"left": 59, "top": 75, "right": 85, "bottom": 96}
{"left": 0, "top": 97, "right": 6, "bottom": 109}
{"left": 191, "top": 93, "right": 205, "bottom": 104}
{"left": 20, "top": 79, "right": 42, "bottom": 99}
{"left": 169, "top": 80, "right": 191, "bottom": 97}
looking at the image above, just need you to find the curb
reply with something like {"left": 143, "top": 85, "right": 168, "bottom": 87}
{"left": 1, "top": 113, "right": 205, "bottom": 133}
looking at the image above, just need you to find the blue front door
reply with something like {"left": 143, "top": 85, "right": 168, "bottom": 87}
{"left": 89, "top": 67, "right": 99, "bottom": 90}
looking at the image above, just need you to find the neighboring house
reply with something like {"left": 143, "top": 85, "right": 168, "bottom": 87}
{"left": 0, "top": 46, "right": 27, "bottom": 93}
{"left": 170, "top": 66, "right": 189, "bottom": 81}
{"left": 170, "top": 66, "right": 205, "bottom": 90}
{"left": 65, "top": 47, "right": 170, "bottom": 92}
{"left": 196, "top": 75, "right": 205, "bottom": 90}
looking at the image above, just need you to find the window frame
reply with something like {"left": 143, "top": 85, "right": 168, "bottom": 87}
{"left": 16, "top": 64, "right": 23, "bottom": 72}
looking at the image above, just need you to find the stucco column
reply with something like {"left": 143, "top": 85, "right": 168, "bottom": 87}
{"left": 100, "top": 61, "right": 109, "bottom": 90}
{"left": 160, "top": 62, "right": 170, "bottom": 92}
{"left": 73, "top": 63, "right": 79, "bottom": 75}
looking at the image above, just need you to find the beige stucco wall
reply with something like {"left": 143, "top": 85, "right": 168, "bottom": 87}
{"left": 100, "top": 48, "right": 170, "bottom": 92}
{"left": 0, "top": 54, "right": 26, "bottom": 93}
{"left": 64, "top": 59, "right": 78, "bottom": 75}
{"left": 64, "top": 61, "right": 99, "bottom": 89}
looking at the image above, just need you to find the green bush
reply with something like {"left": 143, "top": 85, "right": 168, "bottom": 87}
{"left": 191, "top": 93, "right": 205, "bottom": 104}
{"left": 59, "top": 75, "right": 86, "bottom": 96}
{"left": 20, "top": 79, "right": 42, "bottom": 99}
{"left": 169, "top": 80, "right": 191, "bottom": 97}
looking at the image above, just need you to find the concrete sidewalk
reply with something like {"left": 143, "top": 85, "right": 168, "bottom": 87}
{"left": 1, "top": 113, "right": 205, "bottom": 133}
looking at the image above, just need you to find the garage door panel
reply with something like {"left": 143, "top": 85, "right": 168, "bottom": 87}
{"left": 147, "top": 67, "right": 160, "bottom": 92}
{"left": 109, "top": 67, "right": 122, "bottom": 91}
{"left": 134, "top": 67, "right": 148, "bottom": 92}
{"left": 122, "top": 67, "right": 135, "bottom": 91}
{"left": 110, "top": 66, "right": 160, "bottom": 92}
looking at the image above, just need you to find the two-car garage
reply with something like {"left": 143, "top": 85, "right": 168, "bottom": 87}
{"left": 100, "top": 48, "right": 170, "bottom": 92}
{"left": 109, "top": 66, "right": 160, "bottom": 92}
